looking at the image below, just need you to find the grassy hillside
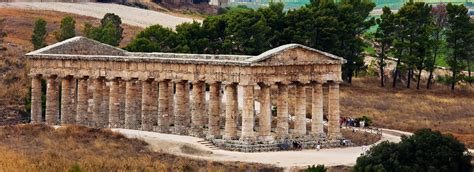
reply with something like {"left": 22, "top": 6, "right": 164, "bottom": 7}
{"left": 341, "top": 77, "right": 474, "bottom": 148}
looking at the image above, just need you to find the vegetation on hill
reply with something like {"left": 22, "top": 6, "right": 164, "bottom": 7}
{"left": 354, "top": 128, "right": 472, "bottom": 172}
{"left": 0, "top": 124, "right": 282, "bottom": 171}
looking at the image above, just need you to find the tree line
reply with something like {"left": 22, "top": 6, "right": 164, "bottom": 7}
{"left": 374, "top": 2, "right": 474, "bottom": 90}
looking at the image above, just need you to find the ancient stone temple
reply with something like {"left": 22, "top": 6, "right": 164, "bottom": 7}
{"left": 27, "top": 37, "right": 346, "bottom": 151}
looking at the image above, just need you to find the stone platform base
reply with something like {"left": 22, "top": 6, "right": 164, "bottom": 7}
{"left": 208, "top": 137, "right": 354, "bottom": 152}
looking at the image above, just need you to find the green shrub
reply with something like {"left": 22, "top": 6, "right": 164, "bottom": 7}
{"left": 306, "top": 164, "right": 326, "bottom": 172}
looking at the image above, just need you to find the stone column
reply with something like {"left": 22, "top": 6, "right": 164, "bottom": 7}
{"left": 168, "top": 81, "right": 174, "bottom": 126}
{"left": 311, "top": 82, "right": 324, "bottom": 136}
{"left": 125, "top": 79, "right": 138, "bottom": 129}
{"left": 207, "top": 82, "right": 221, "bottom": 139}
{"left": 223, "top": 83, "right": 238, "bottom": 140}
{"left": 191, "top": 81, "right": 205, "bottom": 137}
{"left": 288, "top": 85, "right": 296, "bottom": 117}
{"left": 45, "top": 76, "right": 58, "bottom": 125}
{"left": 92, "top": 78, "right": 104, "bottom": 128}
{"left": 141, "top": 79, "right": 154, "bottom": 131}
{"left": 241, "top": 84, "right": 255, "bottom": 141}
{"left": 158, "top": 80, "right": 170, "bottom": 133}
{"left": 328, "top": 82, "right": 342, "bottom": 140}
{"left": 294, "top": 83, "right": 307, "bottom": 137}
{"left": 109, "top": 78, "right": 120, "bottom": 128}
{"left": 276, "top": 83, "right": 289, "bottom": 139}
{"left": 60, "top": 77, "right": 73, "bottom": 125}
{"left": 184, "top": 82, "right": 191, "bottom": 128}
{"left": 30, "top": 75, "right": 42, "bottom": 124}
{"left": 258, "top": 84, "right": 272, "bottom": 141}
{"left": 76, "top": 77, "right": 88, "bottom": 125}
{"left": 174, "top": 80, "right": 187, "bottom": 135}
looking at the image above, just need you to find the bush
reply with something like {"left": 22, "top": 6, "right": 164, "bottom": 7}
{"left": 306, "top": 164, "right": 326, "bottom": 172}
{"left": 353, "top": 128, "right": 472, "bottom": 172}
{"left": 355, "top": 116, "right": 373, "bottom": 127}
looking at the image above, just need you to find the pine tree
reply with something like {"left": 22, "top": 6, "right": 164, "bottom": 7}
{"left": 31, "top": 18, "right": 47, "bottom": 50}
{"left": 55, "top": 16, "right": 76, "bottom": 42}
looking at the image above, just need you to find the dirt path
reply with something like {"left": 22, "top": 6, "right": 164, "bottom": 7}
{"left": 0, "top": 2, "right": 198, "bottom": 29}
{"left": 112, "top": 128, "right": 409, "bottom": 169}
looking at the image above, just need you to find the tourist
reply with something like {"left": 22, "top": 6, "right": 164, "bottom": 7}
{"left": 316, "top": 142, "right": 321, "bottom": 151}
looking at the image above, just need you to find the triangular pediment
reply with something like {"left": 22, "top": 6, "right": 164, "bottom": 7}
{"left": 27, "top": 36, "right": 126, "bottom": 56}
{"left": 246, "top": 44, "right": 345, "bottom": 66}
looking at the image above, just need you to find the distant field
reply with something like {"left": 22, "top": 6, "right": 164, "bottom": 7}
{"left": 341, "top": 77, "right": 474, "bottom": 148}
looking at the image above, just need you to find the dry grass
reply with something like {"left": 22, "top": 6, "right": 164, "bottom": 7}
{"left": 0, "top": 124, "right": 282, "bottom": 172}
{"left": 341, "top": 77, "right": 474, "bottom": 148}
{"left": 341, "top": 128, "right": 381, "bottom": 146}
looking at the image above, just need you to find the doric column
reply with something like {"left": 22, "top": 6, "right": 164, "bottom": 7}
{"left": 294, "top": 83, "right": 307, "bottom": 137}
{"left": 60, "top": 76, "right": 73, "bottom": 125}
{"left": 76, "top": 77, "right": 88, "bottom": 125}
{"left": 45, "top": 76, "right": 58, "bottom": 125}
{"left": 208, "top": 82, "right": 221, "bottom": 139}
{"left": 184, "top": 82, "right": 191, "bottom": 128}
{"left": 328, "top": 82, "right": 342, "bottom": 140}
{"left": 223, "top": 83, "right": 238, "bottom": 140}
{"left": 168, "top": 81, "right": 174, "bottom": 126}
{"left": 191, "top": 81, "right": 205, "bottom": 137}
{"left": 288, "top": 85, "right": 296, "bottom": 117}
{"left": 258, "top": 83, "right": 272, "bottom": 141}
{"left": 30, "top": 75, "right": 42, "bottom": 124}
{"left": 276, "top": 82, "right": 289, "bottom": 139}
{"left": 125, "top": 79, "right": 139, "bottom": 129}
{"left": 311, "top": 82, "right": 324, "bottom": 136}
{"left": 174, "top": 80, "right": 187, "bottom": 135}
{"left": 108, "top": 78, "right": 120, "bottom": 128}
{"left": 241, "top": 84, "right": 255, "bottom": 141}
{"left": 141, "top": 79, "right": 154, "bottom": 131}
{"left": 92, "top": 78, "right": 104, "bottom": 128}
{"left": 158, "top": 80, "right": 171, "bottom": 133}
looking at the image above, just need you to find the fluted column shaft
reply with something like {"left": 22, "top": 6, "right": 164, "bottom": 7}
{"left": 174, "top": 80, "right": 187, "bottom": 135}
{"left": 141, "top": 80, "right": 154, "bottom": 131}
{"left": 92, "top": 78, "right": 104, "bottom": 127}
{"left": 76, "top": 78, "right": 88, "bottom": 125}
{"left": 276, "top": 83, "right": 289, "bottom": 139}
{"left": 223, "top": 83, "right": 238, "bottom": 140}
{"left": 328, "top": 82, "right": 342, "bottom": 140}
{"left": 31, "top": 76, "right": 42, "bottom": 124}
{"left": 294, "top": 83, "right": 306, "bottom": 137}
{"left": 158, "top": 80, "right": 170, "bottom": 133}
{"left": 258, "top": 84, "right": 272, "bottom": 141}
{"left": 208, "top": 82, "right": 221, "bottom": 138}
{"left": 311, "top": 83, "right": 324, "bottom": 136}
{"left": 109, "top": 79, "right": 120, "bottom": 128}
{"left": 125, "top": 79, "right": 138, "bottom": 129}
{"left": 191, "top": 81, "right": 205, "bottom": 137}
{"left": 241, "top": 85, "right": 255, "bottom": 141}
{"left": 45, "top": 76, "right": 58, "bottom": 125}
{"left": 61, "top": 77, "right": 73, "bottom": 125}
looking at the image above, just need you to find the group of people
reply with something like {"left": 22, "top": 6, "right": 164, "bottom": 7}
{"left": 340, "top": 117, "right": 366, "bottom": 128}
{"left": 278, "top": 140, "right": 322, "bottom": 151}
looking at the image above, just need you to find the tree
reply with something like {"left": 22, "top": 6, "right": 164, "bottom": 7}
{"left": 100, "top": 13, "right": 123, "bottom": 46}
{"left": 445, "top": 3, "right": 470, "bottom": 90}
{"left": 0, "top": 18, "right": 6, "bottom": 50}
{"left": 374, "top": 7, "right": 396, "bottom": 87}
{"left": 335, "top": 0, "right": 375, "bottom": 83}
{"left": 125, "top": 24, "right": 179, "bottom": 52}
{"left": 427, "top": 4, "right": 448, "bottom": 89}
{"left": 354, "top": 128, "right": 472, "bottom": 172}
{"left": 394, "top": 2, "right": 434, "bottom": 89}
{"left": 84, "top": 13, "right": 123, "bottom": 46}
{"left": 31, "top": 18, "right": 47, "bottom": 50}
{"left": 55, "top": 16, "right": 76, "bottom": 41}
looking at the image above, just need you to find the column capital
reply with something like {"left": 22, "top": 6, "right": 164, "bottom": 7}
{"left": 28, "top": 73, "right": 42, "bottom": 78}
